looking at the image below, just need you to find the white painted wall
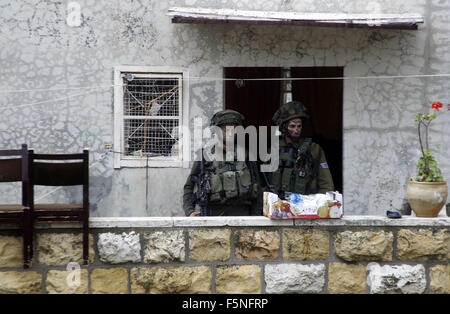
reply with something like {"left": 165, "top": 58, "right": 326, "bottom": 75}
{"left": 0, "top": 0, "right": 448, "bottom": 216}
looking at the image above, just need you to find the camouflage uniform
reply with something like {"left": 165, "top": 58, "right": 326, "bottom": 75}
{"left": 183, "top": 110, "right": 263, "bottom": 216}
{"left": 268, "top": 101, "right": 334, "bottom": 196}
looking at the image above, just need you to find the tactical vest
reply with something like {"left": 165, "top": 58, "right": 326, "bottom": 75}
{"left": 272, "top": 138, "right": 322, "bottom": 196}
{"left": 205, "top": 159, "right": 259, "bottom": 204}
{"left": 191, "top": 155, "right": 258, "bottom": 205}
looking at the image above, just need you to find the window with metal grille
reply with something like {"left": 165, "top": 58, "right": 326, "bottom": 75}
{"left": 114, "top": 66, "right": 189, "bottom": 168}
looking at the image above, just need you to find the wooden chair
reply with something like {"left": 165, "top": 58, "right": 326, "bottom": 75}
{"left": 29, "top": 148, "right": 89, "bottom": 265}
{"left": 0, "top": 144, "right": 32, "bottom": 268}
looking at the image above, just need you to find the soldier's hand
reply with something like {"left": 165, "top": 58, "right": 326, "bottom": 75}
{"left": 189, "top": 211, "right": 200, "bottom": 217}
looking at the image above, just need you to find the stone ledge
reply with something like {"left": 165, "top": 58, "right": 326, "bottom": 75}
{"left": 172, "top": 216, "right": 293, "bottom": 227}
{"left": 0, "top": 215, "right": 448, "bottom": 230}
{"left": 294, "top": 215, "right": 450, "bottom": 227}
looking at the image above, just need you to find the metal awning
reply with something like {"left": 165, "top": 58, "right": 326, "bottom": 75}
{"left": 167, "top": 7, "right": 424, "bottom": 30}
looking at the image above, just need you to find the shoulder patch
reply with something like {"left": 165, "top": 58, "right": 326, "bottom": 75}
{"left": 320, "top": 162, "right": 328, "bottom": 169}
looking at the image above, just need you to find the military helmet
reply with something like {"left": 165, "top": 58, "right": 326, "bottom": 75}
{"left": 210, "top": 109, "right": 244, "bottom": 126}
{"left": 272, "top": 101, "right": 310, "bottom": 126}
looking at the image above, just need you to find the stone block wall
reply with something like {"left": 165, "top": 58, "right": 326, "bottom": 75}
{"left": 0, "top": 216, "right": 448, "bottom": 294}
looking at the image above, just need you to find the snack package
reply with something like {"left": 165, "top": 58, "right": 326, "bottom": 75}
{"left": 263, "top": 191, "right": 343, "bottom": 219}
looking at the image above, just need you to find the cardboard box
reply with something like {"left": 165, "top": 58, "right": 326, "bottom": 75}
{"left": 263, "top": 191, "right": 343, "bottom": 219}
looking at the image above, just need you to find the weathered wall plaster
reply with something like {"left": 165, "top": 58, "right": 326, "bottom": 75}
{"left": 0, "top": 0, "right": 449, "bottom": 216}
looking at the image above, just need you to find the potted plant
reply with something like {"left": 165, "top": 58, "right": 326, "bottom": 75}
{"left": 406, "top": 102, "right": 448, "bottom": 217}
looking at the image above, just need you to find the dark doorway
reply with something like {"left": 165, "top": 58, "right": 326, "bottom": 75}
{"left": 224, "top": 66, "right": 343, "bottom": 193}
{"left": 224, "top": 67, "right": 281, "bottom": 129}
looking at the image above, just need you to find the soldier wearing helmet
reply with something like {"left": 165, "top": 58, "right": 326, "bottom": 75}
{"left": 268, "top": 101, "right": 334, "bottom": 197}
{"left": 183, "top": 109, "right": 263, "bottom": 216}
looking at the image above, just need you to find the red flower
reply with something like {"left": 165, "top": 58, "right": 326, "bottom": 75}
{"left": 431, "top": 102, "right": 443, "bottom": 110}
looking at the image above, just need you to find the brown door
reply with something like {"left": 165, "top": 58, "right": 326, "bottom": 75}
{"left": 224, "top": 67, "right": 281, "bottom": 175}
{"left": 291, "top": 67, "right": 343, "bottom": 193}
{"left": 224, "top": 67, "right": 281, "bottom": 128}
{"left": 224, "top": 66, "right": 343, "bottom": 193}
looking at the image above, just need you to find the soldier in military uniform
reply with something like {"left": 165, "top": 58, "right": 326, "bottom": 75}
{"left": 183, "top": 110, "right": 263, "bottom": 216}
{"left": 268, "top": 101, "right": 334, "bottom": 197}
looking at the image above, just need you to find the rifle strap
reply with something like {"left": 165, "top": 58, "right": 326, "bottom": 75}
{"left": 306, "top": 147, "right": 322, "bottom": 194}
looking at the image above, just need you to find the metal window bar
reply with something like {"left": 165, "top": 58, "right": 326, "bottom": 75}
{"left": 122, "top": 75, "right": 181, "bottom": 157}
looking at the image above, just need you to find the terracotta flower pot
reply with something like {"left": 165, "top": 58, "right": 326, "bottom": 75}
{"left": 406, "top": 180, "right": 448, "bottom": 217}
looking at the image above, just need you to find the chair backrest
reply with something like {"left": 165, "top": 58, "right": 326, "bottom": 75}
{"left": 29, "top": 149, "right": 89, "bottom": 187}
{"left": 0, "top": 144, "right": 28, "bottom": 183}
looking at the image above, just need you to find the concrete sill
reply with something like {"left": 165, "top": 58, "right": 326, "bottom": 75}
{"left": 18, "top": 215, "right": 450, "bottom": 229}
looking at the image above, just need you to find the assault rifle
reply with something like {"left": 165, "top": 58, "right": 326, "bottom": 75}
{"left": 191, "top": 148, "right": 211, "bottom": 216}
{"left": 260, "top": 171, "right": 278, "bottom": 195}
